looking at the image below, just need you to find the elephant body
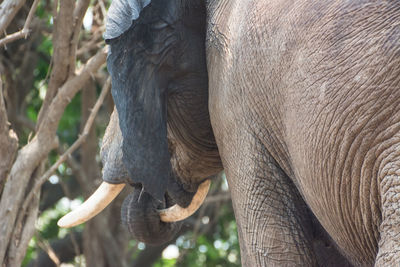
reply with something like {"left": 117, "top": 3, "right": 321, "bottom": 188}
{"left": 207, "top": 0, "right": 400, "bottom": 266}
{"left": 97, "top": 0, "right": 400, "bottom": 266}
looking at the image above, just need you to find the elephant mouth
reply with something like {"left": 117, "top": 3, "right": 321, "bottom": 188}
{"left": 57, "top": 179, "right": 210, "bottom": 228}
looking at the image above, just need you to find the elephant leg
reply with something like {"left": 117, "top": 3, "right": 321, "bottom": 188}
{"left": 223, "top": 138, "right": 318, "bottom": 266}
{"left": 376, "top": 158, "right": 400, "bottom": 266}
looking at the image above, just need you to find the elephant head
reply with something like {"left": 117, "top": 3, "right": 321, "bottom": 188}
{"left": 58, "top": 0, "right": 222, "bottom": 245}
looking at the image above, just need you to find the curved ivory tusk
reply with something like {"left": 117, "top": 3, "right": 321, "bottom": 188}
{"left": 159, "top": 179, "right": 211, "bottom": 222}
{"left": 57, "top": 182, "right": 125, "bottom": 228}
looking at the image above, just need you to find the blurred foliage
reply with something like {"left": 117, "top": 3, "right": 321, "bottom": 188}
{"left": 176, "top": 205, "right": 239, "bottom": 267}
{"left": 17, "top": 1, "right": 240, "bottom": 266}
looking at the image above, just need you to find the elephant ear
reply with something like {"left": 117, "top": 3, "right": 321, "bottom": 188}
{"left": 104, "top": 0, "right": 151, "bottom": 41}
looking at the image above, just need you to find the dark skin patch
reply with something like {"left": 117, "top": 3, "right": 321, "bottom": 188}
{"left": 103, "top": 0, "right": 214, "bottom": 244}
{"left": 121, "top": 186, "right": 182, "bottom": 245}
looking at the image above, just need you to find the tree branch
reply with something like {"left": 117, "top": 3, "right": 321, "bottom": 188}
{"left": 26, "top": 232, "right": 83, "bottom": 267}
{"left": 0, "top": 0, "right": 40, "bottom": 47}
{"left": 38, "top": 46, "right": 107, "bottom": 137}
{"left": 7, "top": 186, "right": 41, "bottom": 266}
{"left": 0, "top": 47, "right": 107, "bottom": 266}
{"left": 0, "top": 77, "right": 18, "bottom": 189}
{"left": 22, "top": 76, "right": 111, "bottom": 217}
{"left": 69, "top": 0, "right": 91, "bottom": 73}
{"left": 36, "top": 237, "right": 61, "bottom": 266}
{"left": 36, "top": 0, "right": 75, "bottom": 128}
{"left": 0, "top": 0, "right": 27, "bottom": 35}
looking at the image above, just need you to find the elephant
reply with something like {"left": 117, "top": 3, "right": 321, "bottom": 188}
{"left": 58, "top": 0, "right": 400, "bottom": 266}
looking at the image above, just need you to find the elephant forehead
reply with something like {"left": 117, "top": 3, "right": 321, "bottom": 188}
{"left": 104, "top": 0, "right": 151, "bottom": 40}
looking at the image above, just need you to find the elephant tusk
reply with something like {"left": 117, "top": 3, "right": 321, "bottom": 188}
{"left": 158, "top": 179, "right": 211, "bottom": 222}
{"left": 57, "top": 182, "right": 125, "bottom": 228}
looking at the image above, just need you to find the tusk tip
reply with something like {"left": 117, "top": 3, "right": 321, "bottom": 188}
{"left": 56, "top": 182, "right": 125, "bottom": 229}
{"left": 159, "top": 179, "right": 211, "bottom": 222}
{"left": 57, "top": 214, "right": 75, "bottom": 228}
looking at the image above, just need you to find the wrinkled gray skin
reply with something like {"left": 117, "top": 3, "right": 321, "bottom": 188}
{"left": 102, "top": 0, "right": 400, "bottom": 266}
{"left": 102, "top": 0, "right": 222, "bottom": 245}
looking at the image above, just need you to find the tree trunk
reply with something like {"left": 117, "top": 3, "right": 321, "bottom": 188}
{"left": 0, "top": 79, "right": 18, "bottom": 192}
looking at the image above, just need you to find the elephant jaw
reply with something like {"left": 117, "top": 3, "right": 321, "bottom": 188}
{"left": 57, "top": 179, "right": 211, "bottom": 228}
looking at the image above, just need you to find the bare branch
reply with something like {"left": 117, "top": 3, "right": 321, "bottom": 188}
{"left": 77, "top": 28, "right": 104, "bottom": 58}
{"left": 36, "top": 238, "right": 62, "bottom": 267}
{"left": 69, "top": 0, "right": 91, "bottom": 73}
{"left": 57, "top": 145, "right": 89, "bottom": 190}
{"left": 26, "top": 231, "right": 83, "bottom": 267}
{"left": 0, "top": 0, "right": 27, "bottom": 35}
{"left": 0, "top": 0, "right": 40, "bottom": 47}
{"left": 0, "top": 47, "right": 107, "bottom": 266}
{"left": 98, "top": 0, "right": 107, "bottom": 21}
{"left": 22, "top": 77, "right": 111, "bottom": 215}
{"left": 73, "top": 0, "right": 92, "bottom": 33}
{"left": 77, "top": 40, "right": 104, "bottom": 57}
{"left": 10, "top": 193, "right": 40, "bottom": 266}
{"left": 38, "top": 46, "right": 108, "bottom": 137}
{"left": 7, "top": 167, "right": 42, "bottom": 267}
{"left": 0, "top": 30, "right": 28, "bottom": 47}
{"left": 0, "top": 76, "right": 18, "bottom": 187}
{"left": 0, "top": 78, "right": 8, "bottom": 134}
{"left": 36, "top": 0, "right": 75, "bottom": 128}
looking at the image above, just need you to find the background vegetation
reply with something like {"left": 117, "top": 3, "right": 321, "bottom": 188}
{"left": 0, "top": 0, "right": 240, "bottom": 266}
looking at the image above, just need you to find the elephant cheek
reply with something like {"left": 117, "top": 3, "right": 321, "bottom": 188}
{"left": 121, "top": 189, "right": 182, "bottom": 245}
